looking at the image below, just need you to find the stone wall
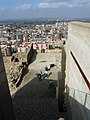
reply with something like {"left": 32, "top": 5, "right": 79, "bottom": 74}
{"left": 66, "top": 22, "right": 90, "bottom": 120}
{"left": 0, "top": 47, "right": 15, "bottom": 120}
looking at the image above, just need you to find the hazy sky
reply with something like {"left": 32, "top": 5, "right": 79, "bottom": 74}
{"left": 0, "top": 0, "right": 90, "bottom": 20}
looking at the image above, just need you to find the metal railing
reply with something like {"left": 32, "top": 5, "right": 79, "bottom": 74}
{"left": 66, "top": 86, "right": 90, "bottom": 120}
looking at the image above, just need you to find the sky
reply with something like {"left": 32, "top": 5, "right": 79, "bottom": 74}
{"left": 0, "top": 0, "right": 90, "bottom": 20}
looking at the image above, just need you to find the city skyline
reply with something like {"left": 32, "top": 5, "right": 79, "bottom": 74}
{"left": 0, "top": 0, "right": 90, "bottom": 20}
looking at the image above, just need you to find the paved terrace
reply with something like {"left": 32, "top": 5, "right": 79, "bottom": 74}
{"left": 14, "top": 50, "right": 62, "bottom": 98}
{"left": 12, "top": 49, "right": 68, "bottom": 120}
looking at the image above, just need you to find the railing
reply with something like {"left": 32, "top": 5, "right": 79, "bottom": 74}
{"left": 66, "top": 86, "right": 90, "bottom": 120}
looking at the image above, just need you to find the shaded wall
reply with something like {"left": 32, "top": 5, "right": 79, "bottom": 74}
{"left": 0, "top": 48, "right": 15, "bottom": 120}
{"left": 66, "top": 22, "right": 90, "bottom": 120}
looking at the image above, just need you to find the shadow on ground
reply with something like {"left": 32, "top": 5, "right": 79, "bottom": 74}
{"left": 15, "top": 77, "right": 57, "bottom": 98}
{"left": 16, "top": 66, "right": 29, "bottom": 87}
{"left": 27, "top": 44, "right": 38, "bottom": 65}
{"left": 15, "top": 47, "right": 37, "bottom": 87}
{"left": 13, "top": 77, "right": 68, "bottom": 120}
